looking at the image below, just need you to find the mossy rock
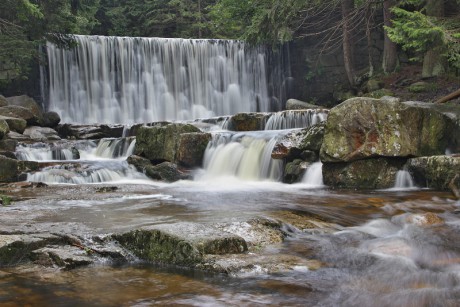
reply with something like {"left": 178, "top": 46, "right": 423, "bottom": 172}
{"left": 407, "top": 156, "right": 460, "bottom": 190}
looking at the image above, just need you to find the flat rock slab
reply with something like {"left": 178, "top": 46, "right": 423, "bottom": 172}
{"left": 31, "top": 245, "right": 94, "bottom": 269}
{"left": 114, "top": 222, "right": 247, "bottom": 266}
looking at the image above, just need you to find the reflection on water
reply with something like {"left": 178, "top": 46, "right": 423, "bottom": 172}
{"left": 1, "top": 185, "right": 459, "bottom": 306}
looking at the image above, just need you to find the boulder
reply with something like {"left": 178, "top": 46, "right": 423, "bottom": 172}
{"left": 407, "top": 155, "right": 460, "bottom": 191}
{"left": 227, "top": 112, "right": 270, "bottom": 131}
{"left": 286, "top": 99, "right": 323, "bottom": 110}
{"left": 23, "top": 126, "right": 61, "bottom": 141}
{"left": 272, "top": 123, "right": 325, "bottom": 161}
{"left": 284, "top": 159, "right": 309, "bottom": 183}
{"left": 0, "top": 105, "right": 40, "bottom": 125}
{"left": 56, "top": 124, "right": 124, "bottom": 139}
{"left": 6, "top": 95, "right": 43, "bottom": 118}
{"left": 322, "top": 158, "right": 406, "bottom": 189}
{"left": 0, "top": 155, "right": 39, "bottom": 182}
{"left": 135, "top": 123, "right": 201, "bottom": 163}
{"left": 127, "top": 156, "right": 190, "bottom": 182}
{"left": 0, "top": 119, "right": 9, "bottom": 139}
{"left": 6, "top": 131, "right": 31, "bottom": 141}
{"left": 0, "top": 139, "right": 17, "bottom": 152}
{"left": 320, "top": 97, "right": 459, "bottom": 163}
{"left": 177, "top": 132, "right": 212, "bottom": 167}
{"left": 0, "top": 95, "right": 7, "bottom": 107}
{"left": 0, "top": 115, "right": 27, "bottom": 134}
{"left": 41, "top": 111, "right": 61, "bottom": 128}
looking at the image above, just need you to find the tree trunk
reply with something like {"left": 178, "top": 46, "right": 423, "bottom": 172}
{"left": 382, "top": 0, "right": 398, "bottom": 74}
{"left": 341, "top": 0, "right": 356, "bottom": 87}
{"left": 422, "top": 0, "right": 446, "bottom": 77}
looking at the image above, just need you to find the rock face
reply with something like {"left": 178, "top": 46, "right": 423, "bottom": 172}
{"left": 114, "top": 222, "right": 248, "bottom": 266}
{"left": 227, "top": 112, "right": 269, "bottom": 131}
{"left": 0, "top": 116, "right": 27, "bottom": 134}
{"left": 0, "top": 155, "right": 39, "bottom": 182}
{"left": 323, "top": 158, "right": 406, "bottom": 189}
{"left": 320, "top": 98, "right": 459, "bottom": 163}
{"left": 177, "top": 132, "right": 212, "bottom": 167}
{"left": 407, "top": 155, "right": 460, "bottom": 190}
{"left": 135, "top": 123, "right": 201, "bottom": 163}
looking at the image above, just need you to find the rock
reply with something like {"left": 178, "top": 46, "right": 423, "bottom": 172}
{"left": 5, "top": 131, "right": 31, "bottom": 141}
{"left": 0, "top": 119, "right": 9, "bottom": 139}
{"left": 0, "top": 116, "right": 26, "bottom": 134}
{"left": 41, "top": 111, "right": 61, "bottom": 128}
{"left": 284, "top": 160, "right": 309, "bottom": 183}
{"left": 0, "top": 155, "right": 39, "bottom": 182}
{"left": 320, "top": 97, "right": 459, "bottom": 163}
{"left": 363, "top": 89, "right": 395, "bottom": 99}
{"left": 366, "top": 79, "right": 384, "bottom": 92}
{"left": 272, "top": 123, "right": 325, "bottom": 161}
{"left": 448, "top": 174, "right": 460, "bottom": 199}
{"left": 286, "top": 99, "right": 323, "bottom": 110}
{"left": 23, "top": 126, "right": 61, "bottom": 141}
{"left": 270, "top": 210, "right": 341, "bottom": 233}
{"left": 127, "top": 156, "right": 189, "bottom": 182}
{"left": 408, "top": 81, "right": 432, "bottom": 93}
{"left": 31, "top": 245, "right": 94, "bottom": 269}
{"left": 56, "top": 124, "right": 124, "bottom": 139}
{"left": 227, "top": 112, "right": 270, "bottom": 131}
{"left": 406, "top": 212, "right": 444, "bottom": 226}
{"left": 407, "top": 155, "right": 460, "bottom": 191}
{"left": 135, "top": 123, "right": 201, "bottom": 163}
{"left": 177, "top": 132, "right": 212, "bottom": 167}
{"left": 0, "top": 105, "right": 40, "bottom": 125}
{"left": 6, "top": 95, "right": 43, "bottom": 119}
{"left": 0, "top": 139, "right": 17, "bottom": 152}
{"left": 0, "top": 95, "right": 7, "bottom": 107}
{"left": 0, "top": 233, "right": 62, "bottom": 266}
{"left": 113, "top": 222, "right": 247, "bottom": 266}
{"left": 323, "top": 158, "right": 406, "bottom": 189}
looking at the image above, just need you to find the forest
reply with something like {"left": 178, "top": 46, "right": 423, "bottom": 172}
{"left": 0, "top": 0, "right": 459, "bottom": 93}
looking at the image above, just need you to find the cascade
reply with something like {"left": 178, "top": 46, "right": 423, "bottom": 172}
{"left": 265, "top": 109, "right": 328, "bottom": 130}
{"left": 393, "top": 170, "right": 416, "bottom": 190}
{"left": 302, "top": 162, "right": 324, "bottom": 187}
{"left": 43, "top": 35, "right": 286, "bottom": 124}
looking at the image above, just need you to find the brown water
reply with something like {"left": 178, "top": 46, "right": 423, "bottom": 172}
{"left": 1, "top": 182, "right": 459, "bottom": 306}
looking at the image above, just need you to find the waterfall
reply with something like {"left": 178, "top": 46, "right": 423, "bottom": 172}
{"left": 265, "top": 109, "right": 328, "bottom": 130}
{"left": 302, "top": 162, "right": 324, "bottom": 187}
{"left": 199, "top": 131, "right": 285, "bottom": 181}
{"left": 94, "top": 137, "right": 136, "bottom": 159}
{"left": 393, "top": 170, "right": 416, "bottom": 190}
{"left": 44, "top": 35, "right": 284, "bottom": 124}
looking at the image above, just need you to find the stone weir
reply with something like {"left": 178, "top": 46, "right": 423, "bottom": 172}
{"left": 42, "top": 35, "right": 289, "bottom": 124}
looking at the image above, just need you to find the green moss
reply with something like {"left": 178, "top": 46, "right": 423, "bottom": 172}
{"left": 0, "top": 194, "right": 12, "bottom": 206}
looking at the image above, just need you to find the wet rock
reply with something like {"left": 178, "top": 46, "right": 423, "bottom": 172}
{"left": 0, "top": 95, "right": 7, "bottom": 107}
{"left": 272, "top": 123, "right": 325, "bottom": 161}
{"left": 270, "top": 210, "right": 341, "bottom": 233}
{"left": 23, "top": 126, "right": 61, "bottom": 141}
{"left": 0, "top": 139, "right": 17, "bottom": 152}
{"left": 0, "top": 155, "right": 39, "bottom": 182}
{"left": 113, "top": 222, "right": 247, "bottom": 266}
{"left": 177, "top": 132, "right": 211, "bottom": 167}
{"left": 323, "top": 158, "right": 406, "bottom": 189}
{"left": 227, "top": 112, "right": 270, "bottom": 131}
{"left": 31, "top": 245, "right": 94, "bottom": 269}
{"left": 0, "top": 106, "right": 40, "bottom": 125}
{"left": 407, "top": 156, "right": 460, "bottom": 191}
{"left": 95, "top": 186, "right": 118, "bottom": 193}
{"left": 5, "top": 131, "right": 30, "bottom": 141}
{"left": 286, "top": 99, "right": 323, "bottom": 110}
{"left": 41, "top": 111, "right": 61, "bottom": 128}
{"left": 0, "top": 116, "right": 26, "bottom": 134}
{"left": 56, "top": 124, "right": 124, "bottom": 139}
{"left": 284, "top": 160, "right": 309, "bottom": 183}
{"left": 135, "top": 123, "right": 201, "bottom": 163}
{"left": 127, "top": 156, "right": 189, "bottom": 182}
{"left": 0, "top": 119, "right": 9, "bottom": 139}
{"left": 406, "top": 212, "right": 444, "bottom": 226}
{"left": 0, "top": 234, "right": 62, "bottom": 266}
{"left": 320, "top": 97, "right": 459, "bottom": 163}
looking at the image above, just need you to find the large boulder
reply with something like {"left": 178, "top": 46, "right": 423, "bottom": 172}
{"left": 0, "top": 115, "right": 27, "bottom": 134}
{"left": 322, "top": 158, "right": 406, "bottom": 189}
{"left": 41, "top": 111, "right": 61, "bottom": 128}
{"left": 0, "top": 106, "right": 40, "bottom": 125}
{"left": 113, "top": 222, "right": 247, "bottom": 266}
{"left": 227, "top": 112, "right": 270, "bottom": 131}
{"left": 272, "top": 123, "right": 325, "bottom": 161}
{"left": 407, "top": 156, "right": 460, "bottom": 191}
{"left": 0, "top": 155, "right": 39, "bottom": 182}
{"left": 0, "top": 119, "right": 9, "bottom": 139}
{"left": 23, "top": 126, "right": 61, "bottom": 141}
{"left": 135, "top": 123, "right": 201, "bottom": 163}
{"left": 6, "top": 95, "right": 43, "bottom": 117}
{"left": 177, "top": 132, "right": 211, "bottom": 167}
{"left": 320, "top": 98, "right": 459, "bottom": 163}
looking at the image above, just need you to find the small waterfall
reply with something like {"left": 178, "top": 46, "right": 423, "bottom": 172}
{"left": 15, "top": 143, "right": 81, "bottom": 161}
{"left": 393, "top": 170, "right": 416, "bottom": 189}
{"left": 265, "top": 110, "right": 328, "bottom": 130}
{"left": 94, "top": 137, "right": 136, "bottom": 159}
{"left": 302, "top": 162, "right": 324, "bottom": 187}
{"left": 44, "top": 35, "right": 286, "bottom": 124}
{"left": 200, "top": 131, "right": 285, "bottom": 181}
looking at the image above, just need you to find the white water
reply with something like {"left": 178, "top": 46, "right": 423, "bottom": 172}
{"left": 393, "top": 170, "right": 416, "bottom": 190}
{"left": 44, "top": 35, "right": 278, "bottom": 124}
{"left": 94, "top": 137, "right": 136, "bottom": 159}
{"left": 302, "top": 162, "right": 324, "bottom": 187}
{"left": 265, "top": 109, "right": 328, "bottom": 130}
{"left": 199, "top": 131, "right": 286, "bottom": 181}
